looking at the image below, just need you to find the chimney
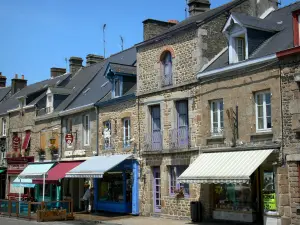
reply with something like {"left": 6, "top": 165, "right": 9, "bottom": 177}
{"left": 86, "top": 54, "right": 105, "bottom": 66}
{"left": 143, "top": 19, "right": 178, "bottom": 41}
{"left": 50, "top": 67, "right": 66, "bottom": 78}
{"left": 69, "top": 57, "right": 83, "bottom": 75}
{"left": 11, "top": 74, "right": 27, "bottom": 95}
{"left": 188, "top": 0, "right": 211, "bottom": 17}
{"left": 0, "top": 72, "right": 7, "bottom": 88}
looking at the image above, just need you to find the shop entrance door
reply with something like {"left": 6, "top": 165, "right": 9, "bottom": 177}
{"left": 153, "top": 167, "right": 161, "bottom": 213}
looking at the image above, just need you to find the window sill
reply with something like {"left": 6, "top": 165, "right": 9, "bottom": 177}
{"left": 206, "top": 136, "right": 225, "bottom": 145}
{"left": 166, "top": 195, "right": 190, "bottom": 200}
{"left": 250, "top": 131, "right": 273, "bottom": 142}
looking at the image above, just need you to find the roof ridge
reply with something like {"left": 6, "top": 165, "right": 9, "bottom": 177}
{"left": 109, "top": 62, "right": 136, "bottom": 67}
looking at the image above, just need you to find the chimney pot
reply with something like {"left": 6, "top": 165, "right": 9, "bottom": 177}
{"left": 21, "top": 75, "right": 24, "bottom": 80}
{"left": 86, "top": 54, "right": 105, "bottom": 66}
{"left": 15, "top": 74, "right": 18, "bottom": 79}
{"left": 69, "top": 57, "right": 83, "bottom": 76}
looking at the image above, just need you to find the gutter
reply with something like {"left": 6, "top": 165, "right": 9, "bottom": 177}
{"left": 58, "top": 103, "right": 94, "bottom": 116}
{"left": 7, "top": 105, "right": 35, "bottom": 113}
{"left": 276, "top": 45, "right": 300, "bottom": 58}
{"left": 197, "top": 54, "right": 277, "bottom": 80}
{"left": 94, "top": 93, "right": 136, "bottom": 108}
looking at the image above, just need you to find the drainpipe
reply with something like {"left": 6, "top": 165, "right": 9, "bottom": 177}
{"left": 60, "top": 117, "right": 63, "bottom": 160}
{"left": 95, "top": 106, "right": 99, "bottom": 156}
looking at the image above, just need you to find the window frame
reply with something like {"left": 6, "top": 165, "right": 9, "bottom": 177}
{"left": 103, "top": 120, "right": 112, "bottom": 150}
{"left": 112, "top": 76, "right": 123, "bottom": 98}
{"left": 229, "top": 30, "right": 248, "bottom": 64}
{"left": 161, "top": 51, "right": 173, "bottom": 86}
{"left": 83, "top": 114, "right": 90, "bottom": 146}
{"left": 210, "top": 99, "right": 224, "bottom": 136}
{"left": 255, "top": 91, "right": 272, "bottom": 132}
{"left": 169, "top": 166, "right": 189, "bottom": 198}
{"left": 46, "top": 94, "right": 53, "bottom": 113}
{"left": 2, "top": 118, "right": 6, "bottom": 137}
{"left": 123, "top": 118, "right": 130, "bottom": 148}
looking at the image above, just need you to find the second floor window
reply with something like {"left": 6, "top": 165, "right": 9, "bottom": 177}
{"left": 151, "top": 105, "right": 162, "bottom": 150}
{"left": 210, "top": 99, "right": 224, "bottom": 136}
{"left": 235, "top": 37, "right": 245, "bottom": 62}
{"left": 123, "top": 118, "right": 130, "bottom": 148}
{"left": 2, "top": 118, "right": 6, "bottom": 136}
{"left": 161, "top": 51, "right": 172, "bottom": 86}
{"left": 256, "top": 91, "right": 271, "bottom": 132}
{"left": 103, "top": 120, "right": 112, "bottom": 149}
{"left": 83, "top": 114, "right": 90, "bottom": 146}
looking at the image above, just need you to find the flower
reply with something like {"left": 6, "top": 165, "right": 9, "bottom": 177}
{"left": 36, "top": 148, "right": 46, "bottom": 156}
{"left": 48, "top": 145, "right": 58, "bottom": 154}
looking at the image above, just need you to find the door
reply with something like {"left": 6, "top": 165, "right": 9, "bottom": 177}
{"left": 153, "top": 167, "right": 161, "bottom": 213}
{"left": 177, "top": 101, "right": 189, "bottom": 148}
{"left": 151, "top": 106, "right": 162, "bottom": 150}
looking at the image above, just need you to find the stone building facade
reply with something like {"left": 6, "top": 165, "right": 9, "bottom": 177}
{"left": 137, "top": 0, "right": 280, "bottom": 220}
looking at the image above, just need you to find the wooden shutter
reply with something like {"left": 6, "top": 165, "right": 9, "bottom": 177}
{"left": 40, "top": 132, "right": 46, "bottom": 150}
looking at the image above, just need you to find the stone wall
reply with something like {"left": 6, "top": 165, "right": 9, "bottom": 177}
{"left": 98, "top": 99, "right": 137, "bottom": 154}
{"left": 61, "top": 108, "right": 97, "bottom": 158}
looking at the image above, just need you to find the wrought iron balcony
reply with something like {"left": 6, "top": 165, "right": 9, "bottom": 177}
{"left": 161, "top": 75, "right": 173, "bottom": 87}
{"left": 168, "top": 127, "right": 191, "bottom": 150}
{"left": 143, "top": 131, "right": 163, "bottom": 151}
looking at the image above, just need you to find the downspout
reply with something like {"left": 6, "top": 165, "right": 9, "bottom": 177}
{"left": 95, "top": 106, "right": 99, "bottom": 156}
{"left": 60, "top": 117, "right": 63, "bottom": 160}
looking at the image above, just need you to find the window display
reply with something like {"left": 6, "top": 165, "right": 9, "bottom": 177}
{"left": 263, "top": 171, "right": 276, "bottom": 211}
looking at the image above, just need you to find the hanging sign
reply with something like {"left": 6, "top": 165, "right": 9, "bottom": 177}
{"left": 12, "top": 136, "right": 20, "bottom": 151}
{"left": 264, "top": 193, "right": 277, "bottom": 211}
{"left": 65, "top": 133, "right": 74, "bottom": 145}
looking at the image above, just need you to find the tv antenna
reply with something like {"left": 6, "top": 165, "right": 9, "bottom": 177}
{"left": 185, "top": 0, "right": 188, "bottom": 18}
{"left": 120, "top": 36, "right": 124, "bottom": 51}
{"left": 103, "top": 24, "right": 107, "bottom": 58}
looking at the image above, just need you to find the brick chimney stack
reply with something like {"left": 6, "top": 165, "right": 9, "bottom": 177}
{"left": 11, "top": 74, "right": 27, "bottom": 94}
{"left": 188, "top": 0, "right": 210, "bottom": 17}
{"left": 0, "top": 72, "right": 7, "bottom": 88}
{"left": 69, "top": 57, "right": 83, "bottom": 75}
{"left": 86, "top": 54, "right": 105, "bottom": 66}
{"left": 50, "top": 67, "right": 66, "bottom": 78}
{"left": 143, "top": 19, "right": 178, "bottom": 41}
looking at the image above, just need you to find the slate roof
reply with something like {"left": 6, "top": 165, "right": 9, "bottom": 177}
{"left": 0, "top": 87, "right": 11, "bottom": 103}
{"left": 61, "top": 47, "right": 136, "bottom": 111}
{"left": 49, "top": 87, "right": 72, "bottom": 95}
{"left": 0, "top": 73, "right": 70, "bottom": 115}
{"left": 203, "top": 2, "right": 300, "bottom": 73}
{"left": 109, "top": 63, "right": 137, "bottom": 75}
{"left": 138, "top": 0, "right": 248, "bottom": 46}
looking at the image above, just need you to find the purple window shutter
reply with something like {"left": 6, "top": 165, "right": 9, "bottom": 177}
{"left": 177, "top": 101, "right": 188, "bottom": 147}
{"left": 151, "top": 106, "right": 161, "bottom": 150}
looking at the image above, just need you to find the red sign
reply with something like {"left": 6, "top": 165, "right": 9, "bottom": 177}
{"left": 65, "top": 133, "right": 74, "bottom": 145}
{"left": 12, "top": 136, "right": 20, "bottom": 151}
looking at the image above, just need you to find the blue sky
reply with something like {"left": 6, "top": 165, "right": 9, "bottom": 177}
{"left": 0, "top": 0, "right": 297, "bottom": 84}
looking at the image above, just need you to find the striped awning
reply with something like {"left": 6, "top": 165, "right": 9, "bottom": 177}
{"left": 18, "top": 163, "right": 55, "bottom": 179}
{"left": 65, "top": 154, "right": 132, "bottom": 178}
{"left": 178, "top": 150, "right": 274, "bottom": 184}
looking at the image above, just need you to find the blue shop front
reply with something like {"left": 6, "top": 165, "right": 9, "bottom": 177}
{"left": 65, "top": 154, "right": 139, "bottom": 215}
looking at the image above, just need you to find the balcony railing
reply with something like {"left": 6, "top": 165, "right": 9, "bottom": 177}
{"left": 144, "top": 131, "right": 163, "bottom": 151}
{"left": 162, "top": 74, "right": 173, "bottom": 87}
{"left": 36, "top": 107, "right": 53, "bottom": 117}
{"left": 169, "top": 127, "right": 190, "bottom": 150}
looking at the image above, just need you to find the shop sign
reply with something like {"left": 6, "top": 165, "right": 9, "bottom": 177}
{"left": 65, "top": 133, "right": 73, "bottom": 145}
{"left": 8, "top": 164, "right": 26, "bottom": 172}
{"left": 12, "top": 136, "right": 20, "bottom": 151}
{"left": 264, "top": 193, "right": 277, "bottom": 211}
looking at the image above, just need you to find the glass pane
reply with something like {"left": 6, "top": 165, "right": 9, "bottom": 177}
{"left": 265, "top": 93, "right": 271, "bottom": 105}
{"left": 212, "top": 102, "right": 217, "bottom": 112}
{"left": 213, "top": 112, "right": 218, "bottom": 123}
{"left": 257, "top": 105, "right": 263, "bottom": 117}
{"left": 220, "top": 111, "right": 224, "bottom": 124}
{"left": 257, "top": 94, "right": 263, "bottom": 105}
{"left": 258, "top": 118, "right": 264, "bottom": 129}
{"left": 219, "top": 101, "right": 224, "bottom": 111}
{"left": 267, "top": 117, "right": 272, "bottom": 129}
{"left": 266, "top": 105, "right": 271, "bottom": 117}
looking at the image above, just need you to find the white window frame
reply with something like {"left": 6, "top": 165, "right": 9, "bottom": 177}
{"left": 123, "top": 118, "right": 130, "bottom": 148}
{"left": 103, "top": 120, "right": 112, "bottom": 150}
{"left": 2, "top": 118, "right": 6, "bottom": 136}
{"left": 19, "top": 98, "right": 26, "bottom": 108}
{"left": 46, "top": 94, "right": 53, "bottom": 113}
{"left": 112, "top": 77, "right": 123, "bottom": 98}
{"left": 229, "top": 30, "right": 248, "bottom": 64}
{"left": 83, "top": 114, "right": 90, "bottom": 146}
{"left": 210, "top": 99, "right": 224, "bottom": 136}
{"left": 255, "top": 91, "right": 272, "bottom": 132}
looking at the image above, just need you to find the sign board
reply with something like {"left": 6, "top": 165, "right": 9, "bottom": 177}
{"left": 12, "top": 136, "right": 20, "bottom": 151}
{"left": 65, "top": 133, "right": 73, "bottom": 145}
{"left": 264, "top": 193, "right": 277, "bottom": 211}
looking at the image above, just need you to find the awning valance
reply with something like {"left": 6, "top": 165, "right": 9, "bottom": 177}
{"left": 178, "top": 150, "right": 274, "bottom": 184}
{"left": 12, "top": 178, "right": 35, "bottom": 188}
{"left": 18, "top": 163, "right": 55, "bottom": 179}
{"left": 65, "top": 154, "right": 132, "bottom": 178}
{"left": 33, "top": 161, "right": 83, "bottom": 184}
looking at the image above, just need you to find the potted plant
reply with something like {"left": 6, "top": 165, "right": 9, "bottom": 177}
{"left": 174, "top": 188, "right": 185, "bottom": 199}
{"left": 37, "top": 148, "right": 46, "bottom": 159}
{"left": 49, "top": 145, "right": 58, "bottom": 155}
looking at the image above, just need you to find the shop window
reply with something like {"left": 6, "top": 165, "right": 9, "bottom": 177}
{"left": 97, "top": 173, "right": 132, "bottom": 203}
{"left": 255, "top": 91, "right": 272, "bottom": 132}
{"left": 123, "top": 118, "right": 130, "bottom": 148}
{"left": 39, "top": 184, "right": 51, "bottom": 197}
{"left": 210, "top": 99, "right": 224, "bottom": 136}
{"left": 169, "top": 166, "right": 189, "bottom": 196}
{"left": 262, "top": 171, "right": 276, "bottom": 211}
{"left": 214, "top": 173, "right": 258, "bottom": 212}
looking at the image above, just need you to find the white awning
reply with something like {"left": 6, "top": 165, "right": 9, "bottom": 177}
{"left": 65, "top": 154, "right": 132, "bottom": 178}
{"left": 18, "top": 163, "right": 55, "bottom": 179}
{"left": 178, "top": 150, "right": 274, "bottom": 184}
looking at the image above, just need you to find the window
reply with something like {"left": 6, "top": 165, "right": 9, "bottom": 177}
{"left": 2, "top": 118, "right": 6, "bottom": 136}
{"left": 255, "top": 91, "right": 272, "bottom": 131}
{"left": 151, "top": 105, "right": 162, "bottom": 150}
{"left": 103, "top": 120, "right": 112, "bottom": 149}
{"left": 46, "top": 94, "right": 53, "bottom": 113}
{"left": 83, "top": 114, "right": 90, "bottom": 146}
{"left": 19, "top": 98, "right": 25, "bottom": 108}
{"left": 161, "top": 51, "right": 173, "bottom": 86}
{"left": 210, "top": 100, "right": 224, "bottom": 136}
{"left": 123, "top": 118, "right": 130, "bottom": 148}
{"left": 235, "top": 37, "right": 245, "bottom": 62}
{"left": 113, "top": 77, "right": 122, "bottom": 98}
{"left": 169, "top": 166, "right": 189, "bottom": 196}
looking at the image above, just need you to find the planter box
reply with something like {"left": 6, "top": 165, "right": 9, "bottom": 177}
{"left": 37, "top": 209, "right": 67, "bottom": 222}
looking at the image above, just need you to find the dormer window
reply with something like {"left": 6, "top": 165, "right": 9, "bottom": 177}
{"left": 19, "top": 98, "right": 26, "bottom": 108}
{"left": 46, "top": 94, "right": 53, "bottom": 113}
{"left": 112, "top": 77, "right": 122, "bottom": 98}
{"left": 161, "top": 51, "right": 173, "bottom": 86}
{"left": 230, "top": 33, "right": 247, "bottom": 63}
{"left": 235, "top": 37, "right": 245, "bottom": 61}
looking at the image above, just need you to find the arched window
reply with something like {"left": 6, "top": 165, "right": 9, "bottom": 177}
{"left": 161, "top": 51, "right": 173, "bottom": 86}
